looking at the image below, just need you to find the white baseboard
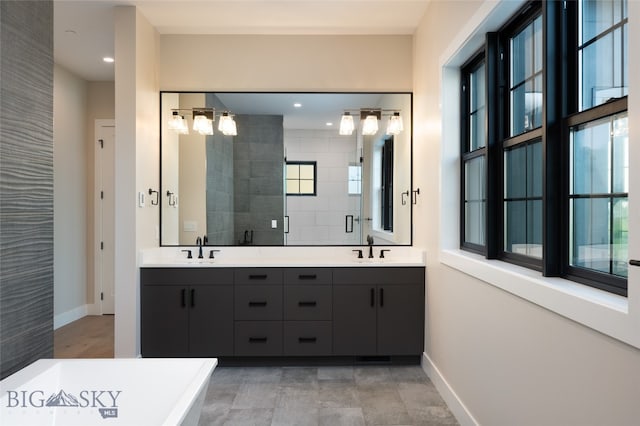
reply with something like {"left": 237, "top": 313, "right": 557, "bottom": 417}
{"left": 422, "top": 352, "right": 480, "bottom": 426}
{"left": 86, "top": 303, "right": 101, "bottom": 316}
{"left": 53, "top": 305, "right": 88, "bottom": 330}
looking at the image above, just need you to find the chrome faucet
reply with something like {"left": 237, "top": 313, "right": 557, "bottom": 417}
{"left": 195, "top": 236, "right": 203, "bottom": 259}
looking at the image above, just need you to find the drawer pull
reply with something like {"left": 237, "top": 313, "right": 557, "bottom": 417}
{"left": 249, "top": 337, "right": 268, "bottom": 343}
{"left": 181, "top": 289, "right": 186, "bottom": 308}
{"left": 298, "top": 301, "right": 317, "bottom": 307}
{"left": 298, "top": 274, "right": 317, "bottom": 280}
{"left": 249, "top": 274, "right": 268, "bottom": 280}
{"left": 298, "top": 337, "right": 317, "bottom": 343}
{"left": 248, "top": 301, "right": 267, "bottom": 307}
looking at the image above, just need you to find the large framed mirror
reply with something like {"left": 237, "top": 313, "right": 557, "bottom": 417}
{"left": 160, "top": 92, "right": 412, "bottom": 246}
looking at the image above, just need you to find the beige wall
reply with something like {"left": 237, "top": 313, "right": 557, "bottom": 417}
{"left": 53, "top": 64, "right": 88, "bottom": 323}
{"left": 85, "top": 81, "right": 115, "bottom": 304}
{"left": 160, "top": 34, "right": 412, "bottom": 92}
{"left": 413, "top": 1, "right": 640, "bottom": 425}
{"left": 114, "top": 6, "right": 159, "bottom": 357}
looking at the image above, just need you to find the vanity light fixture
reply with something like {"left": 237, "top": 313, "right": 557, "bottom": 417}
{"left": 339, "top": 108, "right": 402, "bottom": 136}
{"left": 339, "top": 112, "right": 355, "bottom": 135}
{"left": 169, "top": 108, "right": 237, "bottom": 136}
{"left": 168, "top": 111, "right": 189, "bottom": 135}
{"left": 386, "top": 112, "right": 404, "bottom": 135}
{"left": 218, "top": 112, "right": 238, "bottom": 136}
{"left": 192, "top": 110, "right": 213, "bottom": 135}
{"left": 362, "top": 114, "right": 379, "bottom": 136}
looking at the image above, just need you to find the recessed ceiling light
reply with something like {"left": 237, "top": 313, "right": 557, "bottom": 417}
{"left": 293, "top": 103, "right": 302, "bottom": 108}
{"left": 103, "top": 57, "right": 114, "bottom": 63}
{"left": 326, "top": 122, "right": 333, "bottom": 126}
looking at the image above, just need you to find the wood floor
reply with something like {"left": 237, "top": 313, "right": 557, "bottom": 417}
{"left": 54, "top": 315, "right": 114, "bottom": 358}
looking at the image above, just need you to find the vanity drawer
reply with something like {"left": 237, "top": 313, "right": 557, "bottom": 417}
{"left": 283, "top": 321, "right": 332, "bottom": 356}
{"left": 234, "top": 268, "right": 283, "bottom": 285}
{"left": 333, "top": 267, "right": 424, "bottom": 285}
{"left": 283, "top": 268, "right": 332, "bottom": 285}
{"left": 141, "top": 268, "right": 234, "bottom": 285}
{"left": 234, "top": 285, "right": 283, "bottom": 320}
{"left": 234, "top": 321, "right": 283, "bottom": 356}
{"left": 284, "top": 285, "right": 332, "bottom": 320}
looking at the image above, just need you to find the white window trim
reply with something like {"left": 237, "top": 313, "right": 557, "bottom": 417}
{"left": 439, "top": 0, "right": 640, "bottom": 350}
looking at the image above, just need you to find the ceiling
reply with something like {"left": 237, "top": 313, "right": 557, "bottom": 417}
{"left": 53, "top": 0, "right": 430, "bottom": 81}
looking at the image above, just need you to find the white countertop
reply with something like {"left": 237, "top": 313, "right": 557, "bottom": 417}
{"left": 140, "top": 246, "right": 425, "bottom": 268}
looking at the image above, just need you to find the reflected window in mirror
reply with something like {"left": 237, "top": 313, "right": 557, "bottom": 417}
{"left": 286, "top": 161, "right": 317, "bottom": 196}
{"left": 381, "top": 137, "right": 394, "bottom": 232}
{"left": 348, "top": 164, "right": 362, "bottom": 195}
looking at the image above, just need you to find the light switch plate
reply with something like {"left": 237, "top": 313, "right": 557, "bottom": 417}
{"left": 138, "top": 192, "right": 145, "bottom": 207}
{"left": 271, "top": 219, "right": 277, "bottom": 229}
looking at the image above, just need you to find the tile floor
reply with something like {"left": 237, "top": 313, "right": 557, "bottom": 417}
{"left": 199, "top": 365, "right": 459, "bottom": 426}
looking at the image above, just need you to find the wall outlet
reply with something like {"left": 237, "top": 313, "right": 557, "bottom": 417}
{"left": 271, "top": 219, "right": 277, "bottom": 229}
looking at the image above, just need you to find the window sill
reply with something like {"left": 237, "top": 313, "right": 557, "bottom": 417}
{"left": 439, "top": 249, "right": 639, "bottom": 349}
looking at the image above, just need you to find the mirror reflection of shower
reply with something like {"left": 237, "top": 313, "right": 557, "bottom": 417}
{"left": 160, "top": 92, "right": 413, "bottom": 247}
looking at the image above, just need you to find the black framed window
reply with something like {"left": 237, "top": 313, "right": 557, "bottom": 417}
{"left": 461, "top": 55, "right": 487, "bottom": 251}
{"left": 286, "top": 161, "right": 317, "bottom": 196}
{"left": 381, "top": 137, "right": 394, "bottom": 231}
{"left": 458, "top": 0, "right": 628, "bottom": 296}
{"left": 502, "top": 6, "right": 544, "bottom": 267}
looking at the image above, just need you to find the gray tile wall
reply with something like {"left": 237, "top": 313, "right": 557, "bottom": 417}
{"left": 0, "top": 1, "right": 54, "bottom": 379}
{"left": 233, "top": 115, "right": 284, "bottom": 245}
{"left": 206, "top": 131, "right": 235, "bottom": 245}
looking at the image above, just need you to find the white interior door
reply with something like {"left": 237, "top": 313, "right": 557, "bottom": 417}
{"left": 95, "top": 120, "right": 115, "bottom": 314}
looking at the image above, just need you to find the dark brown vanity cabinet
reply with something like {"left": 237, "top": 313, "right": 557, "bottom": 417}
{"left": 233, "top": 268, "right": 284, "bottom": 356}
{"left": 332, "top": 267, "right": 424, "bottom": 356}
{"left": 141, "top": 265, "right": 424, "bottom": 359}
{"left": 141, "top": 268, "right": 234, "bottom": 357}
{"left": 283, "top": 268, "right": 333, "bottom": 356}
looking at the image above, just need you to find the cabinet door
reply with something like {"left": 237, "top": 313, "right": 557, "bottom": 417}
{"left": 141, "top": 285, "right": 189, "bottom": 357}
{"left": 333, "top": 285, "right": 377, "bottom": 355}
{"left": 377, "top": 284, "right": 424, "bottom": 355}
{"left": 188, "top": 285, "right": 234, "bottom": 356}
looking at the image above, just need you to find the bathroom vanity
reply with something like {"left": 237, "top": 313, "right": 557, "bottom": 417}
{"left": 140, "top": 250, "right": 425, "bottom": 363}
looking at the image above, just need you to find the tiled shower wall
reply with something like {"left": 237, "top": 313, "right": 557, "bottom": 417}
{"left": 0, "top": 1, "right": 54, "bottom": 378}
{"left": 233, "top": 115, "right": 284, "bottom": 245}
{"left": 284, "top": 129, "right": 361, "bottom": 245}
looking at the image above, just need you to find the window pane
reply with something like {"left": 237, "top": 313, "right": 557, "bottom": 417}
{"left": 469, "top": 62, "right": 486, "bottom": 151}
{"left": 299, "top": 180, "right": 314, "bottom": 194}
{"left": 534, "top": 16, "right": 542, "bottom": 73}
{"left": 471, "top": 63, "right": 486, "bottom": 112}
{"left": 505, "top": 200, "right": 526, "bottom": 254}
{"left": 527, "top": 199, "right": 543, "bottom": 258}
{"left": 511, "top": 24, "right": 533, "bottom": 87}
{"left": 470, "top": 108, "right": 485, "bottom": 151}
{"left": 581, "top": 0, "right": 625, "bottom": 43}
{"left": 570, "top": 118, "right": 611, "bottom": 195}
{"left": 612, "top": 197, "right": 628, "bottom": 277}
{"left": 504, "top": 146, "right": 526, "bottom": 199}
{"left": 286, "top": 180, "right": 299, "bottom": 194}
{"left": 465, "top": 156, "right": 485, "bottom": 246}
{"left": 580, "top": 28, "right": 627, "bottom": 110}
{"left": 299, "top": 165, "right": 314, "bottom": 180}
{"left": 528, "top": 141, "right": 543, "bottom": 198}
{"left": 286, "top": 164, "right": 299, "bottom": 179}
{"left": 466, "top": 200, "right": 485, "bottom": 245}
{"left": 348, "top": 180, "right": 361, "bottom": 195}
{"left": 612, "top": 115, "right": 628, "bottom": 193}
{"left": 570, "top": 197, "right": 611, "bottom": 274}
